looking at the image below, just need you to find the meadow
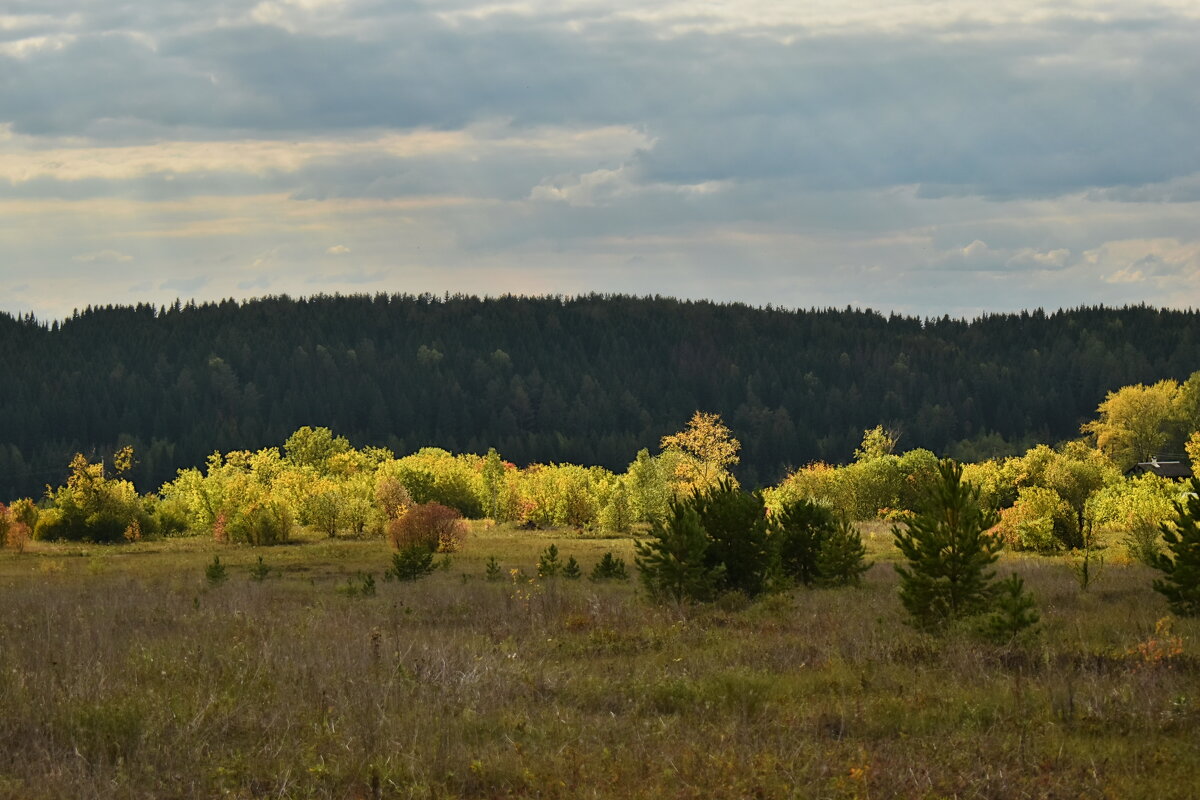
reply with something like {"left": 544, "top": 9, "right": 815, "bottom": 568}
{"left": 1, "top": 524, "right": 1197, "bottom": 799}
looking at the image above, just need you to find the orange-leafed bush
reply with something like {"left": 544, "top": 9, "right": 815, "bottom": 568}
{"left": 388, "top": 502, "right": 467, "bottom": 553}
{"left": 0, "top": 503, "right": 27, "bottom": 552}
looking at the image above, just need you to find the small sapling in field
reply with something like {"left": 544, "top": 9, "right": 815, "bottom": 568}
{"left": 205, "top": 555, "right": 227, "bottom": 587}
{"left": 485, "top": 555, "right": 504, "bottom": 581}
{"left": 248, "top": 555, "right": 270, "bottom": 582}
{"left": 590, "top": 552, "right": 629, "bottom": 581}
{"left": 563, "top": 556, "right": 582, "bottom": 579}
{"left": 386, "top": 545, "right": 436, "bottom": 582}
{"left": 537, "top": 544, "right": 562, "bottom": 577}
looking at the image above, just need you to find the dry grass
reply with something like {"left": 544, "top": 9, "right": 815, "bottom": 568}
{"left": 0, "top": 524, "right": 1198, "bottom": 798}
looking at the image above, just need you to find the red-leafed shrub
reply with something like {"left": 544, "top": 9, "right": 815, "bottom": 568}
{"left": 388, "top": 502, "right": 467, "bottom": 553}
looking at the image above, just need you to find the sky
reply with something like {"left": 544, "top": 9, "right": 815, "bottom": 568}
{"left": 1, "top": 0, "right": 1199, "bottom": 320}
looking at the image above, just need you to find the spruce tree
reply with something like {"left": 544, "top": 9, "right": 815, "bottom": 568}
{"left": 1153, "top": 478, "right": 1200, "bottom": 616}
{"left": 893, "top": 459, "right": 1002, "bottom": 629}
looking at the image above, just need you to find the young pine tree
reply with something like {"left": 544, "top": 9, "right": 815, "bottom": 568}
{"left": 773, "top": 498, "right": 838, "bottom": 586}
{"left": 590, "top": 552, "right": 630, "bottom": 581}
{"left": 1153, "top": 478, "right": 1200, "bottom": 616}
{"left": 635, "top": 500, "right": 724, "bottom": 603}
{"left": 690, "top": 479, "right": 773, "bottom": 597}
{"left": 537, "top": 544, "right": 562, "bottom": 578}
{"left": 814, "top": 519, "right": 871, "bottom": 588}
{"left": 893, "top": 459, "right": 1003, "bottom": 629}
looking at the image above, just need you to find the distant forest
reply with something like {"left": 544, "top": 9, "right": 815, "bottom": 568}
{"left": 1, "top": 294, "right": 1198, "bottom": 499}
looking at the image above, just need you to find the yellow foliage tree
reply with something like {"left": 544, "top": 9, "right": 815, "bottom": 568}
{"left": 1081, "top": 380, "right": 1179, "bottom": 469}
{"left": 660, "top": 411, "right": 740, "bottom": 495}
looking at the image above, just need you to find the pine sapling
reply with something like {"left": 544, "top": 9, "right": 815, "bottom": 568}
{"left": 590, "top": 552, "right": 630, "bottom": 582}
{"left": 635, "top": 501, "right": 723, "bottom": 603}
{"left": 248, "top": 555, "right": 270, "bottom": 582}
{"left": 893, "top": 459, "right": 1002, "bottom": 629}
{"left": 814, "top": 520, "right": 872, "bottom": 587}
{"left": 1153, "top": 479, "right": 1200, "bottom": 616}
{"left": 537, "top": 544, "right": 562, "bottom": 578}
{"left": 387, "top": 545, "right": 436, "bottom": 582}
{"left": 485, "top": 555, "right": 504, "bottom": 581}
{"left": 562, "top": 555, "right": 582, "bottom": 579}
{"left": 205, "top": 555, "right": 227, "bottom": 587}
{"left": 977, "top": 574, "right": 1039, "bottom": 643}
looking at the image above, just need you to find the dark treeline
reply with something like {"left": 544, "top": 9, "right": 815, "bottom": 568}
{"left": 1, "top": 294, "right": 1198, "bottom": 498}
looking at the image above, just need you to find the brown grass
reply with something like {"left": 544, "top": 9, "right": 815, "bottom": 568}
{"left": 0, "top": 524, "right": 1197, "bottom": 798}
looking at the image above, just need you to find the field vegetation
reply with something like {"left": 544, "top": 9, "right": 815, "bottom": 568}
{"left": 1, "top": 523, "right": 1199, "bottom": 798}
{"left": 2, "top": 373, "right": 1200, "bottom": 796}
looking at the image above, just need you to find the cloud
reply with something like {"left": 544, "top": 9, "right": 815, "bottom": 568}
{"left": 158, "top": 275, "right": 209, "bottom": 292}
{"left": 3, "top": 1, "right": 1200, "bottom": 320}
{"left": 326, "top": 244, "right": 351, "bottom": 255}
{"left": 73, "top": 248, "right": 132, "bottom": 263}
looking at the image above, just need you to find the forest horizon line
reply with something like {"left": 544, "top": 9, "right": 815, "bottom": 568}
{"left": 1, "top": 293, "right": 1198, "bottom": 499}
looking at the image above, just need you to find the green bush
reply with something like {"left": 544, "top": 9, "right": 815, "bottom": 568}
{"left": 1086, "top": 473, "right": 1178, "bottom": 562}
{"left": 225, "top": 500, "right": 292, "bottom": 546}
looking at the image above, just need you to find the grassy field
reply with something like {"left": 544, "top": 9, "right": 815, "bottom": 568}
{"left": 1, "top": 524, "right": 1198, "bottom": 799}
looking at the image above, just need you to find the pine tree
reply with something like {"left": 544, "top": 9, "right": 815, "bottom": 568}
{"left": 814, "top": 519, "right": 871, "bottom": 587}
{"left": 893, "top": 459, "right": 1003, "bottom": 629}
{"left": 1153, "top": 478, "right": 1200, "bottom": 616}
{"left": 590, "top": 552, "right": 629, "bottom": 581}
{"left": 537, "top": 544, "right": 562, "bottom": 578}
{"left": 690, "top": 479, "right": 773, "bottom": 597}
{"left": 773, "top": 498, "right": 837, "bottom": 586}
{"left": 635, "top": 500, "right": 723, "bottom": 603}
{"left": 977, "top": 574, "right": 1040, "bottom": 643}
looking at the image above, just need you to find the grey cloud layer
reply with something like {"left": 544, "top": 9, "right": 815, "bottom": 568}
{"left": 4, "top": 4, "right": 1198, "bottom": 198}
{"left": 2, "top": 1, "right": 1198, "bottom": 319}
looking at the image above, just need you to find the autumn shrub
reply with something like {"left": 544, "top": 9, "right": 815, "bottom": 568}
{"left": 388, "top": 502, "right": 467, "bottom": 553}
{"left": 997, "top": 486, "right": 1077, "bottom": 552}
{"left": 225, "top": 500, "right": 292, "bottom": 546}
{"left": 373, "top": 475, "right": 412, "bottom": 521}
{"left": 1087, "top": 474, "right": 1178, "bottom": 564}
{"left": 0, "top": 504, "right": 28, "bottom": 552}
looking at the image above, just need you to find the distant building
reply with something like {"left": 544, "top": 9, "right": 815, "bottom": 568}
{"left": 1126, "top": 457, "right": 1193, "bottom": 480}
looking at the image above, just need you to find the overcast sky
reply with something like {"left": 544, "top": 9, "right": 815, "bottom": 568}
{"left": 2, "top": 0, "right": 1199, "bottom": 320}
